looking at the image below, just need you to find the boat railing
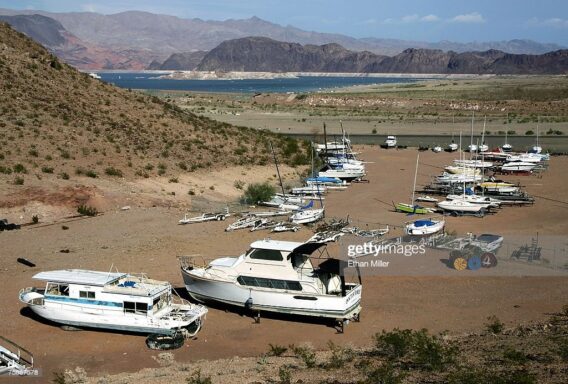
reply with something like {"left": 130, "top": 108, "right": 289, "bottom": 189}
{"left": 0, "top": 336, "right": 33, "bottom": 369}
{"left": 18, "top": 287, "right": 44, "bottom": 306}
{"left": 178, "top": 255, "right": 208, "bottom": 270}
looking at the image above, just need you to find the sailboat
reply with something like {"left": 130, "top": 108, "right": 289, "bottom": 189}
{"left": 479, "top": 117, "right": 489, "bottom": 152}
{"left": 501, "top": 130, "right": 513, "bottom": 152}
{"left": 447, "top": 117, "right": 459, "bottom": 152}
{"left": 404, "top": 217, "right": 445, "bottom": 236}
{"left": 467, "top": 112, "right": 478, "bottom": 153}
{"left": 530, "top": 117, "right": 542, "bottom": 154}
{"left": 291, "top": 144, "right": 325, "bottom": 224}
{"left": 395, "top": 154, "right": 435, "bottom": 214}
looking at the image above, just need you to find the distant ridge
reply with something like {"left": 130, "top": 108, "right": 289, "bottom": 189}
{"left": 0, "top": 9, "right": 564, "bottom": 69}
{"left": 196, "top": 37, "right": 568, "bottom": 74}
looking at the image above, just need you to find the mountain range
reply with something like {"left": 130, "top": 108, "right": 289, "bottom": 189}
{"left": 196, "top": 37, "right": 568, "bottom": 74}
{"left": 0, "top": 9, "right": 565, "bottom": 70}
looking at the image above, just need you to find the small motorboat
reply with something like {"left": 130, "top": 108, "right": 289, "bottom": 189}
{"left": 291, "top": 207, "right": 325, "bottom": 224}
{"left": 180, "top": 239, "right": 362, "bottom": 322}
{"left": 415, "top": 195, "right": 438, "bottom": 203}
{"left": 384, "top": 135, "right": 397, "bottom": 148}
{"left": 271, "top": 222, "right": 300, "bottom": 232}
{"left": 432, "top": 146, "right": 442, "bottom": 153}
{"left": 405, "top": 218, "right": 445, "bottom": 236}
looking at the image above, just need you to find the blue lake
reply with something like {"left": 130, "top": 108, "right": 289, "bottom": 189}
{"left": 97, "top": 72, "right": 421, "bottom": 94}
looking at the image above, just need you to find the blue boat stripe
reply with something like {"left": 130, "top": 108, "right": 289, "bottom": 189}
{"left": 45, "top": 295, "right": 123, "bottom": 308}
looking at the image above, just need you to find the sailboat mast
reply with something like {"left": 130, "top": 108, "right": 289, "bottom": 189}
{"left": 470, "top": 111, "right": 474, "bottom": 160}
{"left": 323, "top": 122, "right": 328, "bottom": 156}
{"left": 270, "top": 142, "right": 286, "bottom": 196}
{"left": 411, "top": 153, "right": 419, "bottom": 206}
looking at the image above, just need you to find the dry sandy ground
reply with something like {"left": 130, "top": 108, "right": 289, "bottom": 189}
{"left": 1, "top": 147, "right": 567, "bottom": 382}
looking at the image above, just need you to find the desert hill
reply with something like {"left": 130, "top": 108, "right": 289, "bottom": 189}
{"left": 0, "top": 23, "right": 305, "bottom": 188}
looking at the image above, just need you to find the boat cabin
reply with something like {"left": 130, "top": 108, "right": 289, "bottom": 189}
{"left": 33, "top": 270, "right": 173, "bottom": 316}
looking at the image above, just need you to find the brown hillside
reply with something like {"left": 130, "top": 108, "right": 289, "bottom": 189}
{"left": 0, "top": 22, "right": 306, "bottom": 185}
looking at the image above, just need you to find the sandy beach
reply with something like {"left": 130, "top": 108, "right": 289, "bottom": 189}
{"left": 1, "top": 147, "right": 567, "bottom": 381}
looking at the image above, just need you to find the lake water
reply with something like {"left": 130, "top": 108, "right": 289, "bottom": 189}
{"left": 97, "top": 72, "right": 421, "bottom": 93}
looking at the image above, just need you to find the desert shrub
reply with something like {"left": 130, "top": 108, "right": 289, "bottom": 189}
{"left": 360, "top": 362, "right": 405, "bottom": 384}
{"left": 41, "top": 166, "right": 54, "bottom": 173}
{"left": 169, "top": 177, "right": 179, "bottom": 183}
{"left": 234, "top": 180, "right": 245, "bottom": 190}
{"left": 556, "top": 337, "right": 568, "bottom": 361}
{"left": 278, "top": 365, "right": 291, "bottom": 384}
{"left": 267, "top": 343, "right": 287, "bottom": 357}
{"left": 525, "top": 130, "right": 534, "bottom": 135}
{"left": 0, "top": 165, "right": 12, "bottom": 174}
{"left": 13, "top": 176, "right": 24, "bottom": 185}
{"left": 374, "top": 328, "right": 455, "bottom": 371}
{"left": 104, "top": 167, "right": 123, "bottom": 177}
{"left": 372, "top": 128, "right": 377, "bottom": 134}
{"left": 374, "top": 329, "right": 414, "bottom": 360}
{"left": 185, "top": 368, "right": 211, "bottom": 384}
{"left": 59, "top": 172, "right": 69, "bottom": 180}
{"left": 448, "top": 368, "right": 536, "bottom": 384}
{"left": 178, "top": 162, "right": 188, "bottom": 171}
{"left": 188, "top": 190, "right": 195, "bottom": 196}
{"left": 243, "top": 182, "right": 275, "bottom": 204}
{"left": 485, "top": 315, "right": 504, "bottom": 334}
{"left": 13, "top": 163, "right": 27, "bottom": 173}
{"left": 503, "top": 347, "right": 528, "bottom": 364}
{"left": 291, "top": 344, "right": 316, "bottom": 368}
{"left": 60, "top": 150, "right": 70, "bottom": 159}
{"left": 32, "top": 215, "right": 39, "bottom": 224}
{"left": 77, "top": 205, "right": 98, "bottom": 217}
{"left": 85, "top": 170, "right": 98, "bottom": 178}
{"left": 28, "top": 149, "right": 39, "bottom": 157}
{"left": 326, "top": 341, "right": 355, "bottom": 368}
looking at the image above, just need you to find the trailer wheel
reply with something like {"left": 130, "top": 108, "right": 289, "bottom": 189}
{"left": 481, "top": 252, "right": 497, "bottom": 268}
{"left": 146, "top": 332, "right": 185, "bottom": 350}
{"left": 453, "top": 257, "right": 468, "bottom": 271}
{"left": 467, "top": 255, "right": 482, "bottom": 270}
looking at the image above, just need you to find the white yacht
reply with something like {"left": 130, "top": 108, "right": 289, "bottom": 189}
{"left": 318, "top": 164, "right": 365, "bottom": 181}
{"left": 180, "top": 239, "right": 362, "bottom": 321}
{"left": 19, "top": 270, "right": 208, "bottom": 336}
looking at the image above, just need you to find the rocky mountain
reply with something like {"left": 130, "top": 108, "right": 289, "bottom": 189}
{"left": 0, "top": 22, "right": 300, "bottom": 184}
{"left": 197, "top": 37, "right": 568, "bottom": 74}
{"left": 0, "top": 9, "right": 564, "bottom": 69}
{"left": 148, "top": 51, "right": 208, "bottom": 70}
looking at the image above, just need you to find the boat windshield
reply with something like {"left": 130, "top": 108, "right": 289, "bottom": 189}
{"left": 46, "top": 283, "right": 69, "bottom": 296}
{"left": 247, "top": 248, "right": 283, "bottom": 261}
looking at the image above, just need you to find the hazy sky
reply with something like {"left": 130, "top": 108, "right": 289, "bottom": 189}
{"left": 3, "top": 0, "right": 568, "bottom": 45}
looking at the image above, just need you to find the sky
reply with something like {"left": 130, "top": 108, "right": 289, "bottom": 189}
{"left": 2, "top": 0, "right": 568, "bottom": 45}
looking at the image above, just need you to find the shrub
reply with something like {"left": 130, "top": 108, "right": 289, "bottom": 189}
{"left": 186, "top": 368, "right": 211, "bottom": 384}
{"left": 360, "top": 362, "right": 405, "bottom": 384}
{"left": 525, "top": 130, "right": 534, "bottom": 135}
{"left": 243, "top": 182, "right": 275, "bottom": 204}
{"left": 234, "top": 180, "right": 245, "bottom": 190}
{"left": 374, "top": 328, "right": 455, "bottom": 371}
{"left": 485, "top": 315, "right": 504, "bottom": 334}
{"left": 0, "top": 165, "right": 12, "bottom": 174}
{"left": 188, "top": 190, "right": 195, "bottom": 196}
{"left": 169, "top": 177, "right": 179, "bottom": 183}
{"left": 85, "top": 170, "right": 98, "bottom": 178}
{"left": 41, "top": 166, "right": 54, "bottom": 174}
{"left": 372, "top": 128, "right": 377, "bottom": 134}
{"left": 503, "top": 347, "right": 528, "bottom": 364}
{"left": 59, "top": 172, "right": 69, "bottom": 180}
{"left": 326, "top": 341, "right": 355, "bottom": 368}
{"left": 14, "top": 176, "right": 24, "bottom": 185}
{"left": 267, "top": 343, "right": 287, "bottom": 357}
{"left": 104, "top": 167, "right": 123, "bottom": 177}
{"left": 77, "top": 205, "right": 98, "bottom": 217}
{"left": 13, "top": 163, "right": 27, "bottom": 173}
{"left": 374, "top": 329, "right": 414, "bottom": 360}
{"left": 32, "top": 215, "right": 39, "bottom": 224}
{"left": 556, "top": 337, "right": 568, "bottom": 361}
{"left": 291, "top": 344, "right": 316, "bottom": 368}
{"left": 278, "top": 365, "right": 291, "bottom": 384}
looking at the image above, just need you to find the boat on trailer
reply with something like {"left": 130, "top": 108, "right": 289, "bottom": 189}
{"left": 180, "top": 240, "right": 362, "bottom": 326}
{"left": 19, "top": 270, "right": 208, "bottom": 337}
{"left": 405, "top": 218, "right": 445, "bottom": 236}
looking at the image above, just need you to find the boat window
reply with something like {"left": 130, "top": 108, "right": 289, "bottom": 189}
{"left": 237, "top": 276, "right": 302, "bottom": 291}
{"left": 79, "top": 291, "right": 96, "bottom": 299}
{"left": 123, "top": 301, "right": 148, "bottom": 314}
{"left": 248, "top": 248, "right": 283, "bottom": 261}
{"left": 46, "top": 283, "right": 69, "bottom": 296}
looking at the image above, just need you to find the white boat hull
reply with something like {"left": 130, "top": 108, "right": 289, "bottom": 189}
{"left": 405, "top": 220, "right": 445, "bottom": 236}
{"left": 19, "top": 291, "right": 206, "bottom": 336}
{"left": 181, "top": 269, "right": 361, "bottom": 319}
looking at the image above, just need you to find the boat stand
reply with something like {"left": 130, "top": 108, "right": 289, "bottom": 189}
{"left": 335, "top": 312, "right": 361, "bottom": 334}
